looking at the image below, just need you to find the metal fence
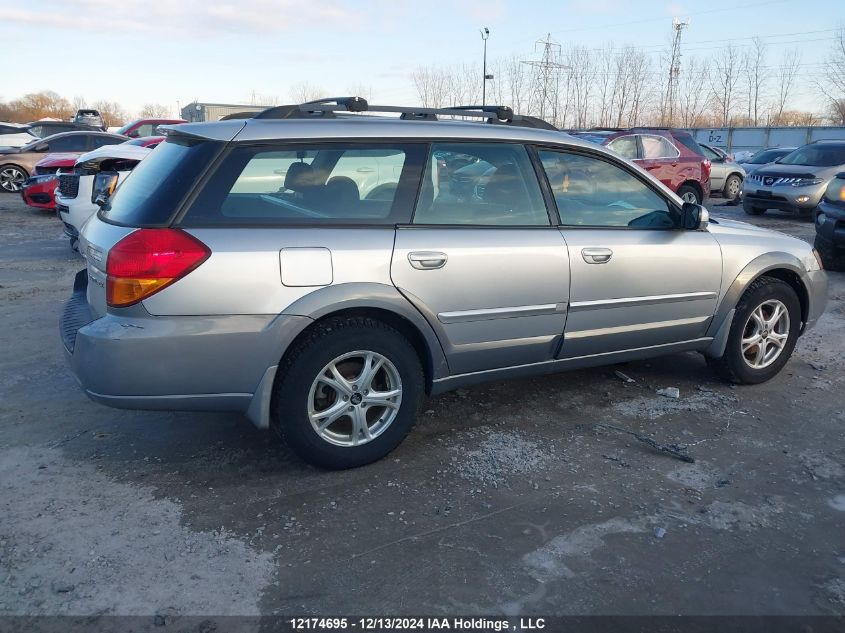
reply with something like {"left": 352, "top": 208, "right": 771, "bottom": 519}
{"left": 180, "top": 102, "right": 271, "bottom": 123}
{"left": 687, "top": 126, "right": 845, "bottom": 155}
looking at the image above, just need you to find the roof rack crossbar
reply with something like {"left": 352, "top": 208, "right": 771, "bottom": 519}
{"left": 251, "top": 97, "right": 557, "bottom": 130}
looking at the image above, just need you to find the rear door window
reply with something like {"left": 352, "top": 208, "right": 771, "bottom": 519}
{"left": 607, "top": 136, "right": 639, "bottom": 160}
{"left": 48, "top": 135, "right": 89, "bottom": 152}
{"left": 640, "top": 135, "right": 679, "bottom": 160}
{"left": 413, "top": 143, "right": 549, "bottom": 226}
{"left": 182, "top": 143, "right": 425, "bottom": 225}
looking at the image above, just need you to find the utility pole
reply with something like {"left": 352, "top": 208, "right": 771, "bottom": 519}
{"left": 480, "top": 27, "right": 491, "bottom": 106}
{"left": 521, "top": 33, "right": 569, "bottom": 125}
{"left": 664, "top": 18, "right": 689, "bottom": 126}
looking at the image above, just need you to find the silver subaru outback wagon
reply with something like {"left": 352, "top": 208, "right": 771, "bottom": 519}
{"left": 61, "top": 98, "right": 828, "bottom": 469}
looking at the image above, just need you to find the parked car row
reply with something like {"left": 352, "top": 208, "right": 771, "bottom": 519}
{"left": 56, "top": 98, "right": 828, "bottom": 469}
{"left": 1, "top": 116, "right": 183, "bottom": 194}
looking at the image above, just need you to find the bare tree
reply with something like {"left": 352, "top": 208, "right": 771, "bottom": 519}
{"left": 92, "top": 100, "right": 128, "bottom": 127}
{"left": 678, "top": 57, "right": 711, "bottom": 127}
{"left": 820, "top": 25, "right": 845, "bottom": 124}
{"left": 772, "top": 48, "right": 801, "bottom": 124}
{"left": 709, "top": 44, "right": 742, "bottom": 126}
{"left": 71, "top": 95, "right": 88, "bottom": 112}
{"left": 412, "top": 67, "right": 449, "bottom": 107}
{"left": 139, "top": 103, "right": 172, "bottom": 118}
{"left": 743, "top": 37, "right": 768, "bottom": 125}
{"left": 289, "top": 81, "right": 326, "bottom": 104}
{"left": 566, "top": 46, "right": 592, "bottom": 128}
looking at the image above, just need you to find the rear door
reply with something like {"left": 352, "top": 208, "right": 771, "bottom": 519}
{"left": 636, "top": 134, "right": 681, "bottom": 190}
{"left": 535, "top": 147, "right": 721, "bottom": 359}
{"left": 391, "top": 142, "right": 570, "bottom": 375}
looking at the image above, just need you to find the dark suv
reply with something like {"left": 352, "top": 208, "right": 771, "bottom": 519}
{"left": 568, "top": 128, "right": 711, "bottom": 204}
{"left": 815, "top": 173, "right": 845, "bottom": 270}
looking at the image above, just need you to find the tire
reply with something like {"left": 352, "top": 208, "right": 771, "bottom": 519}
{"left": 272, "top": 316, "right": 424, "bottom": 469}
{"left": 677, "top": 184, "right": 701, "bottom": 205}
{"left": 743, "top": 200, "right": 765, "bottom": 216}
{"left": 707, "top": 276, "right": 801, "bottom": 385}
{"left": 814, "top": 235, "right": 845, "bottom": 272}
{"left": 722, "top": 174, "right": 742, "bottom": 200}
{"left": 0, "top": 165, "right": 28, "bottom": 193}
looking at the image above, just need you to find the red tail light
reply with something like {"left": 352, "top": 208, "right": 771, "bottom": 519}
{"left": 702, "top": 159, "right": 711, "bottom": 180}
{"left": 106, "top": 228, "right": 210, "bottom": 307}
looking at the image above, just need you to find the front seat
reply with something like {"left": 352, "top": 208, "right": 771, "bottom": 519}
{"left": 316, "top": 176, "right": 360, "bottom": 215}
{"left": 283, "top": 162, "right": 317, "bottom": 197}
{"left": 483, "top": 164, "right": 524, "bottom": 211}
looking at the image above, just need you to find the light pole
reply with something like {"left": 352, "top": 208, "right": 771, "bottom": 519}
{"left": 480, "top": 27, "right": 492, "bottom": 106}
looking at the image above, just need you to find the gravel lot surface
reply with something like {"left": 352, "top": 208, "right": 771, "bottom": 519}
{"left": 0, "top": 194, "right": 843, "bottom": 620}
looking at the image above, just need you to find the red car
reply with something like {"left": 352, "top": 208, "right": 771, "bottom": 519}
{"left": 115, "top": 118, "right": 185, "bottom": 138}
{"left": 21, "top": 153, "right": 79, "bottom": 210}
{"left": 569, "top": 127, "right": 711, "bottom": 204}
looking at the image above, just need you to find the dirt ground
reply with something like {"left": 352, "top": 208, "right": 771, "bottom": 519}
{"left": 0, "top": 194, "right": 843, "bottom": 620}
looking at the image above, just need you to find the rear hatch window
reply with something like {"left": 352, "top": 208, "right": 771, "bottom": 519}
{"left": 99, "top": 136, "right": 221, "bottom": 226}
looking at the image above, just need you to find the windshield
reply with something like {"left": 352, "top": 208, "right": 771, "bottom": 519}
{"left": 115, "top": 120, "right": 140, "bottom": 135}
{"left": 780, "top": 145, "right": 845, "bottom": 167}
{"left": 749, "top": 149, "right": 789, "bottom": 164}
{"left": 99, "top": 136, "right": 221, "bottom": 226}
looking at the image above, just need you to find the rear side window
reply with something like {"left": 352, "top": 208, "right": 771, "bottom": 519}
{"left": 413, "top": 143, "right": 549, "bottom": 226}
{"left": 100, "top": 136, "right": 222, "bottom": 226}
{"left": 672, "top": 132, "right": 706, "bottom": 156}
{"left": 640, "top": 135, "right": 679, "bottom": 160}
{"left": 607, "top": 136, "right": 638, "bottom": 160}
{"left": 182, "top": 143, "right": 425, "bottom": 226}
{"left": 49, "top": 135, "right": 89, "bottom": 152}
{"left": 90, "top": 136, "right": 124, "bottom": 149}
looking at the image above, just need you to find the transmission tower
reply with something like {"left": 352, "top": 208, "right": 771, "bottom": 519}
{"left": 664, "top": 18, "right": 689, "bottom": 126}
{"left": 521, "top": 34, "right": 569, "bottom": 124}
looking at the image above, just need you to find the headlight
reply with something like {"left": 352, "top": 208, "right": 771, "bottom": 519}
{"left": 790, "top": 178, "right": 823, "bottom": 187}
{"left": 807, "top": 249, "right": 824, "bottom": 271}
{"left": 91, "top": 171, "right": 119, "bottom": 205}
{"left": 823, "top": 178, "right": 845, "bottom": 203}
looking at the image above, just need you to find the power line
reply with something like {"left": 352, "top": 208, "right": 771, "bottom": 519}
{"left": 663, "top": 18, "right": 689, "bottom": 126}
{"left": 521, "top": 34, "right": 569, "bottom": 122}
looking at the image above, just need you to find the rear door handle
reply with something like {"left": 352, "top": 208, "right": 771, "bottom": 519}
{"left": 582, "top": 247, "right": 613, "bottom": 264}
{"left": 408, "top": 251, "right": 448, "bottom": 270}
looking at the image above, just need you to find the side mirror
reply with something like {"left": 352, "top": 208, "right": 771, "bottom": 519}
{"left": 681, "top": 202, "right": 709, "bottom": 230}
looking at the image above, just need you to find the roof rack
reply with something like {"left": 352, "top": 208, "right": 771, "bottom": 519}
{"left": 250, "top": 97, "right": 557, "bottom": 130}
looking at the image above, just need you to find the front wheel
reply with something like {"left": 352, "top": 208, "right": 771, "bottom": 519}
{"left": 677, "top": 184, "right": 701, "bottom": 205}
{"left": 273, "top": 316, "right": 424, "bottom": 469}
{"left": 707, "top": 276, "right": 800, "bottom": 384}
{"left": 0, "top": 165, "right": 27, "bottom": 193}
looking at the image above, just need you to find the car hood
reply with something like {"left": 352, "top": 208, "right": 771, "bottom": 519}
{"left": 753, "top": 162, "right": 842, "bottom": 179}
{"left": 708, "top": 216, "right": 780, "bottom": 236}
{"left": 36, "top": 152, "right": 81, "bottom": 168}
{"left": 74, "top": 143, "right": 152, "bottom": 168}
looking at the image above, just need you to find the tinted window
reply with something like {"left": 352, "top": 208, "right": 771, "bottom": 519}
{"left": 607, "top": 136, "right": 638, "bottom": 160}
{"left": 780, "top": 145, "right": 845, "bottom": 167}
{"left": 749, "top": 149, "right": 789, "bottom": 164}
{"left": 640, "top": 135, "right": 679, "bottom": 159}
{"left": 46, "top": 135, "right": 89, "bottom": 152}
{"left": 100, "top": 136, "right": 222, "bottom": 226}
{"left": 90, "top": 136, "right": 124, "bottom": 149}
{"left": 182, "top": 143, "right": 423, "bottom": 226}
{"left": 538, "top": 150, "right": 676, "bottom": 228}
{"left": 672, "top": 131, "right": 706, "bottom": 156}
{"left": 701, "top": 145, "right": 721, "bottom": 160}
{"left": 413, "top": 143, "right": 548, "bottom": 226}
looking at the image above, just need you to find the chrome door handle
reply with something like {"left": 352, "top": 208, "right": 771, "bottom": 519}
{"left": 408, "top": 251, "right": 448, "bottom": 270}
{"left": 582, "top": 247, "right": 613, "bottom": 264}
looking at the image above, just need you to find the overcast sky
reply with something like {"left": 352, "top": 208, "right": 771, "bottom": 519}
{"left": 2, "top": 0, "right": 841, "bottom": 116}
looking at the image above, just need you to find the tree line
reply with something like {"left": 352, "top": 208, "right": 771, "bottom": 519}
{"left": 0, "top": 92, "right": 173, "bottom": 127}
{"left": 412, "top": 27, "right": 845, "bottom": 128}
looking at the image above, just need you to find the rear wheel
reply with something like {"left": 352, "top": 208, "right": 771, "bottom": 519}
{"left": 707, "top": 276, "right": 800, "bottom": 384}
{"left": 677, "top": 184, "right": 701, "bottom": 205}
{"left": 814, "top": 235, "right": 845, "bottom": 272}
{"left": 723, "top": 174, "right": 742, "bottom": 200}
{"left": 0, "top": 165, "right": 27, "bottom": 193}
{"left": 273, "top": 316, "right": 424, "bottom": 469}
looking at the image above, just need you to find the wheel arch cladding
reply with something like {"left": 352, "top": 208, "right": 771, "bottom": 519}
{"left": 709, "top": 252, "right": 811, "bottom": 341}
{"left": 279, "top": 283, "right": 450, "bottom": 392}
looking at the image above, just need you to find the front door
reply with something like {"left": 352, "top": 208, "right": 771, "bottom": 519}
{"left": 535, "top": 147, "right": 722, "bottom": 359}
{"left": 391, "top": 142, "right": 570, "bottom": 375}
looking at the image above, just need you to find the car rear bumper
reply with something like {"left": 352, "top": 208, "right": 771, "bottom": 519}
{"left": 60, "top": 269, "right": 312, "bottom": 424}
